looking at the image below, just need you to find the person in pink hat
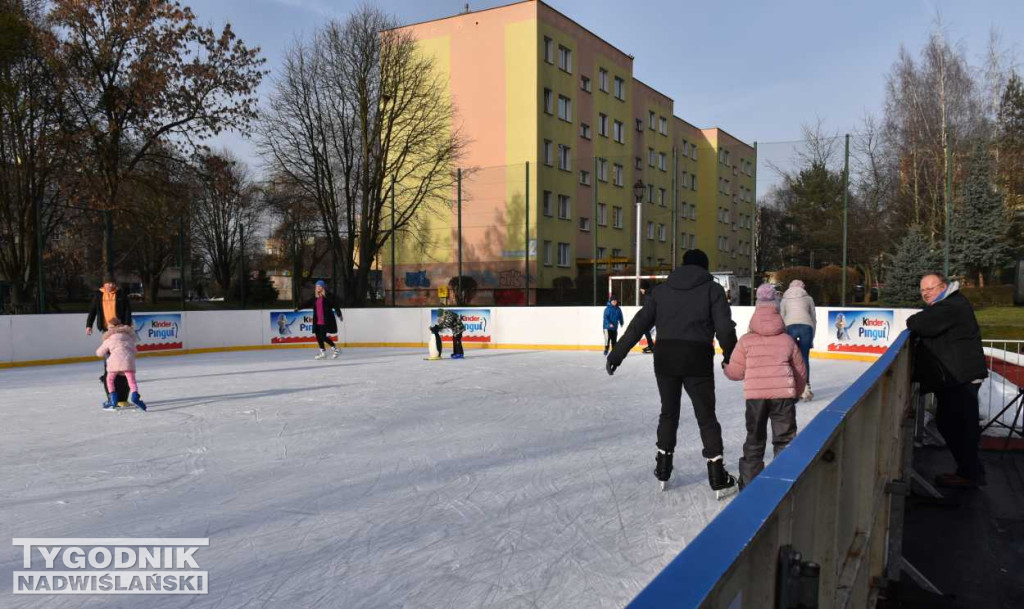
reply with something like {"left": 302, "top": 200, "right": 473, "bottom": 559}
{"left": 723, "top": 283, "right": 807, "bottom": 489}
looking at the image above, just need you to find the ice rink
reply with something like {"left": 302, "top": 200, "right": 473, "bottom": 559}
{"left": 1, "top": 348, "right": 870, "bottom": 608}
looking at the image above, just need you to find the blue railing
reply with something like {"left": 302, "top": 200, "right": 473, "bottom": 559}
{"left": 627, "top": 330, "right": 913, "bottom": 608}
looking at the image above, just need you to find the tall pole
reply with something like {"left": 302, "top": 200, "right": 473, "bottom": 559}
{"left": 391, "top": 177, "right": 396, "bottom": 307}
{"left": 593, "top": 156, "right": 598, "bottom": 306}
{"left": 671, "top": 148, "right": 678, "bottom": 269}
{"left": 525, "top": 162, "right": 530, "bottom": 306}
{"left": 238, "top": 221, "right": 246, "bottom": 308}
{"left": 842, "top": 133, "right": 850, "bottom": 306}
{"left": 635, "top": 195, "right": 642, "bottom": 307}
{"left": 751, "top": 142, "right": 758, "bottom": 291}
{"left": 103, "top": 210, "right": 114, "bottom": 279}
{"left": 457, "top": 168, "right": 463, "bottom": 305}
{"left": 179, "top": 217, "right": 186, "bottom": 311}
{"left": 35, "top": 196, "right": 45, "bottom": 314}
{"left": 944, "top": 134, "right": 952, "bottom": 277}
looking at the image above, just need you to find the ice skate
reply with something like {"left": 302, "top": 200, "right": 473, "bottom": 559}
{"left": 654, "top": 449, "right": 673, "bottom": 491}
{"left": 707, "top": 456, "right": 738, "bottom": 500}
{"left": 130, "top": 392, "right": 147, "bottom": 412}
{"left": 331, "top": 347, "right": 340, "bottom": 359}
{"left": 802, "top": 384, "right": 813, "bottom": 401}
{"left": 314, "top": 349, "right": 327, "bottom": 360}
{"left": 642, "top": 346, "right": 654, "bottom": 354}
{"left": 102, "top": 392, "right": 118, "bottom": 410}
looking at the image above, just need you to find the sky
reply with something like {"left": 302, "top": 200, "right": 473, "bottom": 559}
{"left": 186, "top": 0, "right": 1024, "bottom": 180}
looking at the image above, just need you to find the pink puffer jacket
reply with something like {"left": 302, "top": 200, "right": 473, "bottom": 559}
{"left": 724, "top": 303, "right": 807, "bottom": 400}
{"left": 95, "top": 324, "right": 138, "bottom": 373}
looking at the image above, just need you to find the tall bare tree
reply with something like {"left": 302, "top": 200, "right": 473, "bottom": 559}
{"left": 0, "top": 0, "right": 66, "bottom": 312}
{"left": 259, "top": 6, "right": 464, "bottom": 306}
{"left": 190, "top": 152, "right": 262, "bottom": 295}
{"left": 264, "top": 178, "right": 328, "bottom": 306}
{"left": 44, "top": 0, "right": 265, "bottom": 274}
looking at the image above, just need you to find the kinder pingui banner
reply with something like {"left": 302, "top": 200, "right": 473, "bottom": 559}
{"left": 431, "top": 308, "right": 492, "bottom": 343}
{"left": 827, "top": 309, "right": 895, "bottom": 355}
{"left": 269, "top": 311, "right": 337, "bottom": 345}
{"left": 132, "top": 314, "right": 183, "bottom": 352}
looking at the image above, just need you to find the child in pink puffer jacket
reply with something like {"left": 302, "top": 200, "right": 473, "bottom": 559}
{"left": 95, "top": 318, "right": 146, "bottom": 411}
{"left": 724, "top": 284, "right": 806, "bottom": 488}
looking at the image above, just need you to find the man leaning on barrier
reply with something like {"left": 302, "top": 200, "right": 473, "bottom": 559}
{"left": 906, "top": 272, "right": 988, "bottom": 489}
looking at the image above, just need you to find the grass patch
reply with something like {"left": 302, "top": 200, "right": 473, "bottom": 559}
{"left": 975, "top": 306, "right": 1024, "bottom": 340}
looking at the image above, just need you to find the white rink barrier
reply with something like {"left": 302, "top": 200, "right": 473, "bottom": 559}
{"left": 0, "top": 306, "right": 918, "bottom": 367}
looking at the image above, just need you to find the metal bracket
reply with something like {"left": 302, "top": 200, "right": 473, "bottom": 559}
{"left": 909, "top": 468, "right": 944, "bottom": 499}
{"left": 777, "top": 545, "right": 820, "bottom": 609}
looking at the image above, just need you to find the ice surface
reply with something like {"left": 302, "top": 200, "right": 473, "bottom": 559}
{"left": 0, "top": 348, "right": 868, "bottom": 608}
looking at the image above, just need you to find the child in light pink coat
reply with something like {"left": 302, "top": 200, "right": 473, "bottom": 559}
{"left": 723, "top": 284, "right": 807, "bottom": 488}
{"left": 95, "top": 318, "right": 146, "bottom": 411}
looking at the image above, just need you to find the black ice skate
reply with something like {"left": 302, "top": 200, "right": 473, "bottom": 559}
{"left": 654, "top": 449, "right": 673, "bottom": 491}
{"left": 707, "top": 455, "right": 738, "bottom": 500}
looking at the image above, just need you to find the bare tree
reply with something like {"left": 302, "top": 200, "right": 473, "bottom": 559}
{"left": 190, "top": 152, "right": 262, "bottom": 295}
{"left": 264, "top": 177, "right": 328, "bottom": 306}
{"left": 258, "top": 6, "right": 464, "bottom": 306}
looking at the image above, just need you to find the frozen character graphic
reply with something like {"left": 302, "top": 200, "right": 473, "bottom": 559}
{"left": 277, "top": 313, "right": 296, "bottom": 336}
{"left": 834, "top": 313, "right": 850, "bottom": 341}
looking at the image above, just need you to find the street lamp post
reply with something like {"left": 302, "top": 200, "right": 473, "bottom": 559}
{"left": 633, "top": 179, "right": 645, "bottom": 306}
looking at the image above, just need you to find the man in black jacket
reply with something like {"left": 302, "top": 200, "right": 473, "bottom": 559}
{"left": 607, "top": 249, "right": 739, "bottom": 496}
{"left": 907, "top": 273, "right": 989, "bottom": 488}
{"left": 85, "top": 275, "right": 133, "bottom": 404}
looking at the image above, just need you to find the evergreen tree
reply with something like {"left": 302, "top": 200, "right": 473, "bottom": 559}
{"left": 950, "top": 144, "right": 1012, "bottom": 286}
{"left": 886, "top": 226, "right": 941, "bottom": 306}
{"left": 997, "top": 71, "right": 1024, "bottom": 247}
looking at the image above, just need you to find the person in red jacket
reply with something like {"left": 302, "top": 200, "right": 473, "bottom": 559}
{"left": 724, "top": 284, "right": 807, "bottom": 489}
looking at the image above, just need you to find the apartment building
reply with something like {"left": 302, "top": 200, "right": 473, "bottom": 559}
{"left": 386, "top": 0, "right": 754, "bottom": 304}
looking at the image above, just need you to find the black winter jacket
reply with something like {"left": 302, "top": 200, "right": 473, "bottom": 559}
{"left": 86, "top": 288, "right": 132, "bottom": 332}
{"left": 907, "top": 288, "right": 988, "bottom": 393}
{"left": 298, "top": 292, "right": 343, "bottom": 334}
{"left": 609, "top": 265, "right": 737, "bottom": 377}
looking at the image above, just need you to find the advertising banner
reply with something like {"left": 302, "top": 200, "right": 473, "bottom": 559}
{"left": 269, "top": 311, "right": 338, "bottom": 345}
{"left": 431, "top": 308, "right": 492, "bottom": 343}
{"left": 827, "top": 309, "right": 895, "bottom": 355}
{"left": 132, "top": 314, "right": 183, "bottom": 352}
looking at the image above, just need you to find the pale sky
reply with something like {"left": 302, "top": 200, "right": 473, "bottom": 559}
{"left": 188, "top": 0, "right": 1024, "bottom": 183}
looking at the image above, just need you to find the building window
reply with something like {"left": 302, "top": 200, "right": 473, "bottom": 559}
{"left": 543, "top": 191, "right": 553, "bottom": 216}
{"left": 598, "top": 113, "right": 608, "bottom": 137}
{"left": 647, "top": 183, "right": 655, "bottom": 203}
{"left": 580, "top": 169, "right": 591, "bottom": 185}
{"left": 646, "top": 221, "right": 654, "bottom": 240}
{"left": 598, "top": 68, "right": 608, "bottom": 92}
{"left": 658, "top": 224, "right": 666, "bottom": 242}
{"left": 558, "top": 194, "right": 571, "bottom": 219}
{"left": 544, "top": 37, "right": 554, "bottom": 63}
{"left": 691, "top": 146, "right": 698, "bottom": 161}
{"left": 635, "top": 156, "right": 642, "bottom": 170}
{"left": 613, "top": 206, "right": 623, "bottom": 229}
{"left": 614, "top": 76, "right": 625, "bottom": 100}
{"left": 543, "top": 88, "right": 553, "bottom": 114}
{"left": 658, "top": 152, "right": 666, "bottom": 171}
{"left": 612, "top": 248, "right": 624, "bottom": 270}
{"left": 597, "top": 246, "right": 607, "bottom": 269}
{"left": 658, "top": 188, "right": 666, "bottom": 206}
{"left": 659, "top": 116, "right": 668, "bottom": 135}
{"left": 691, "top": 174, "right": 698, "bottom": 190}
{"left": 648, "top": 148, "right": 656, "bottom": 167}
{"left": 581, "top": 75, "right": 591, "bottom": 92}
{"left": 557, "top": 95, "right": 572, "bottom": 122}
{"left": 597, "top": 158, "right": 607, "bottom": 182}
{"left": 597, "top": 203, "right": 607, "bottom": 226}
{"left": 558, "top": 45, "right": 573, "bottom": 73}
{"left": 558, "top": 144, "right": 571, "bottom": 171}
{"left": 681, "top": 232, "right": 688, "bottom": 250}
{"left": 543, "top": 240, "right": 553, "bottom": 265}
{"left": 579, "top": 122, "right": 591, "bottom": 139}
{"left": 636, "top": 118, "right": 643, "bottom": 132}
{"left": 649, "top": 111, "right": 656, "bottom": 130}
{"left": 613, "top": 163, "right": 624, "bottom": 187}
{"left": 613, "top": 120, "right": 625, "bottom": 144}
{"left": 691, "top": 204, "right": 697, "bottom": 220}
{"left": 558, "top": 242, "right": 570, "bottom": 267}
{"left": 681, "top": 171, "right": 688, "bottom": 188}
{"left": 579, "top": 217, "right": 591, "bottom": 232}
{"left": 543, "top": 140, "right": 553, "bottom": 166}
{"left": 682, "top": 141, "right": 690, "bottom": 156}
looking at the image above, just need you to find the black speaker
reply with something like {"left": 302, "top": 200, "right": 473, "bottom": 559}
{"left": 1015, "top": 258, "right": 1024, "bottom": 307}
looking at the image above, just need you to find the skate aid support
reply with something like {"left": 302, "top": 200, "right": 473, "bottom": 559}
{"left": 626, "top": 331, "right": 921, "bottom": 608}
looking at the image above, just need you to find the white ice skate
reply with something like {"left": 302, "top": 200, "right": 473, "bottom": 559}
{"left": 331, "top": 347, "right": 340, "bottom": 359}
{"left": 802, "top": 384, "right": 814, "bottom": 402}
{"left": 314, "top": 350, "right": 327, "bottom": 360}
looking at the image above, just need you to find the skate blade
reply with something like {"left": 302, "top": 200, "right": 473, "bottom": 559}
{"left": 660, "top": 481, "right": 667, "bottom": 492}
{"left": 715, "top": 485, "right": 738, "bottom": 500}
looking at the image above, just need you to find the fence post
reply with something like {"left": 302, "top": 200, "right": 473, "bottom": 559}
{"left": 457, "top": 168, "right": 462, "bottom": 305}
{"left": 842, "top": 134, "right": 850, "bottom": 306}
{"left": 35, "top": 197, "right": 45, "bottom": 314}
{"left": 525, "top": 162, "right": 530, "bottom": 306}
{"left": 593, "top": 156, "right": 598, "bottom": 306}
{"left": 179, "top": 217, "right": 186, "bottom": 311}
{"left": 751, "top": 141, "right": 758, "bottom": 291}
{"left": 391, "top": 177, "right": 397, "bottom": 307}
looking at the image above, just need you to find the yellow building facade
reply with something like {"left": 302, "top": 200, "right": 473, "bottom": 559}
{"left": 387, "top": 0, "right": 754, "bottom": 305}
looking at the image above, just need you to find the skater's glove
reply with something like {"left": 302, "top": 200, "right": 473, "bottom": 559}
{"left": 606, "top": 359, "right": 618, "bottom": 376}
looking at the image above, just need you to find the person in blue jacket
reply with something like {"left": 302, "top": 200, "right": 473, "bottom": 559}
{"left": 603, "top": 296, "right": 624, "bottom": 355}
